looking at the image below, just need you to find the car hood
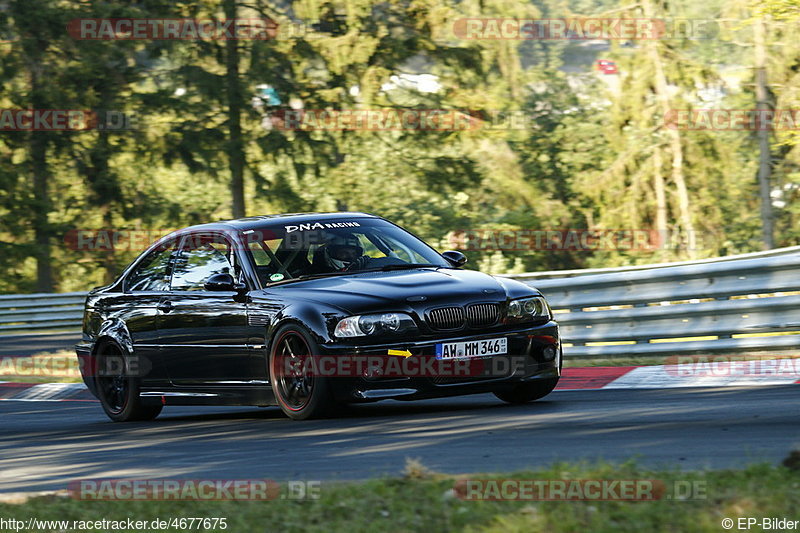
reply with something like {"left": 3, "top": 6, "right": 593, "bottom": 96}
{"left": 263, "top": 267, "right": 538, "bottom": 314}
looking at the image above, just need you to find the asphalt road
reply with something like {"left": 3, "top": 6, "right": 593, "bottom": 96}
{"left": 0, "top": 332, "right": 81, "bottom": 357}
{"left": 1, "top": 386, "right": 798, "bottom": 492}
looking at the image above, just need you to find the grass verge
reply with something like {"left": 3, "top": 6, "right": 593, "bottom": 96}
{"left": 0, "top": 351, "right": 82, "bottom": 383}
{"left": 1, "top": 461, "right": 798, "bottom": 532}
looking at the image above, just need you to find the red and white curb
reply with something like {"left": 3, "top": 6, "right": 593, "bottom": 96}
{"left": 1, "top": 358, "right": 799, "bottom": 401}
{"left": 557, "top": 358, "right": 800, "bottom": 390}
{"left": 0, "top": 382, "right": 94, "bottom": 402}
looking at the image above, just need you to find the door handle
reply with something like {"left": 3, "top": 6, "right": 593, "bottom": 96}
{"left": 157, "top": 301, "right": 173, "bottom": 313}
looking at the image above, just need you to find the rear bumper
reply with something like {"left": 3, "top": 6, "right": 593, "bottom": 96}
{"left": 75, "top": 342, "right": 98, "bottom": 397}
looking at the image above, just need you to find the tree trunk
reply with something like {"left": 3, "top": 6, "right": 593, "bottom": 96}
{"left": 644, "top": 0, "right": 697, "bottom": 259}
{"left": 29, "top": 66, "right": 54, "bottom": 292}
{"left": 93, "top": 127, "right": 117, "bottom": 285}
{"left": 224, "top": 0, "right": 246, "bottom": 218}
{"left": 754, "top": 16, "right": 774, "bottom": 250}
{"left": 652, "top": 146, "right": 668, "bottom": 254}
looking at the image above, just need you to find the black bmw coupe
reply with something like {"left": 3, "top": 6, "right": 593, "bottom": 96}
{"left": 76, "top": 213, "right": 561, "bottom": 421}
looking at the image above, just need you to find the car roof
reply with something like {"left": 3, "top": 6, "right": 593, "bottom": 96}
{"left": 176, "top": 212, "right": 381, "bottom": 233}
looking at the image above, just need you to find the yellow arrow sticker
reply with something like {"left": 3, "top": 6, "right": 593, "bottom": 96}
{"left": 387, "top": 349, "right": 412, "bottom": 358}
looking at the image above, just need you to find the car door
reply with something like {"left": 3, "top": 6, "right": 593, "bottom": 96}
{"left": 117, "top": 238, "right": 177, "bottom": 387}
{"left": 157, "top": 232, "right": 261, "bottom": 386}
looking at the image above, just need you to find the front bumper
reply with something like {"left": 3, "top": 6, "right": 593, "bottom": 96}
{"left": 318, "top": 321, "right": 561, "bottom": 402}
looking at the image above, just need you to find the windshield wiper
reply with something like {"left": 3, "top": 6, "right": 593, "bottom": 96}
{"left": 267, "top": 270, "right": 355, "bottom": 286}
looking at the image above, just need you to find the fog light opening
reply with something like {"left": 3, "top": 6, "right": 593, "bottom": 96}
{"left": 543, "top": 345, "right": 557, "bottom": 361}
{"left": 363, "top": 365, "right": 384, "bottom": 379}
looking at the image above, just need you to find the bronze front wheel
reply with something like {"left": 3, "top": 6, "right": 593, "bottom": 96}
{"left": 269, "top": 325, "right": 338, "bottom": 420}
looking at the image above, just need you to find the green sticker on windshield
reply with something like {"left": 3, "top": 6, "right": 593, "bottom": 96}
{"left": 269, "top": 273, "right": 285, "bottom": 282}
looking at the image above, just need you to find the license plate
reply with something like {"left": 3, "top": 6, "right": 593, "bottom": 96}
{"left": 435, "top": 337, "right": 507, "bottom": 360}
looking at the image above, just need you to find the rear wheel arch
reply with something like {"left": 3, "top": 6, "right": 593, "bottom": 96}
{"left": 92, "top": 335, "right": 126, "bottom": 356}
{"left": 93, "top": 334, "right": 161, "bottom": 422}
{"left": 88, "top": 336, "right": 128, "bottom": 391}
{"left": 94, "top": 318, "right": 135, "bottom": 355}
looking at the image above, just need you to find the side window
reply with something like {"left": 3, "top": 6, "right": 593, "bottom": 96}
{"left": 126, "top": 241, "right": 176, "bottom": 292}
{"left": 171, "top": 234, "right": 234, "bottom": 291}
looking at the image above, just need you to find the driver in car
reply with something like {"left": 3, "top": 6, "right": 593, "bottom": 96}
{"left": 312, "top": 233, "right": 370, "bottom": 273}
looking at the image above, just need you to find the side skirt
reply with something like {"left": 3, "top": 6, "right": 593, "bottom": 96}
{"left": 139, "top": 386, "right": 276, "bottom": 407}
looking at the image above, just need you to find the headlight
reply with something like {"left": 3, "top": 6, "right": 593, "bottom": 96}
{"left": 334, "top": 312, "right": 417, "bottom": 338}
{"left": 506, "top": 296, "right": 550, "bottom": 321}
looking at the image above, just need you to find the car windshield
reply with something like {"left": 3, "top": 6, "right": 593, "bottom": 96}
{"left": 243, "top": 217, "right": 450, "bottom": 285}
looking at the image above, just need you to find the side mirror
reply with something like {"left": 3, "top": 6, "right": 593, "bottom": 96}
{"left": 204, "top": 273, "right": 246, "bottom": 292}
{"left": 441, "top": 250, "right": 468, "bottom": 267}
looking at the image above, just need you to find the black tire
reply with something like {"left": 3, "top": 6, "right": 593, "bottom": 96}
{"left": 493, "top": 377, "right": 559, "bottom": 404}
{"left": 269, "top": 324, "right": 338, "bottom": 420}
{"left": 95, "top": 341, "right": 162, "bottom": 422}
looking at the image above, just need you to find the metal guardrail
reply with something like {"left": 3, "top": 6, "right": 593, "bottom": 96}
{"left": 509, "top": 244, "right": 800, "bottom": 280}
{"left": 0, "top": 292, "right": 85, "bottom": 333}
{"left": 507, "top": 246, "right": 800, "bottom": 357}
{"left": 1, "top": 246, "right": 799, "bottom": 358}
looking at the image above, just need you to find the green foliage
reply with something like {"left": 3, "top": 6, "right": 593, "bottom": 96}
{"left": 1, "top": 462, "right": 798, "bottom": 532}
{"left": 0, "top": 0, "right": 798, "bottom": 292}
